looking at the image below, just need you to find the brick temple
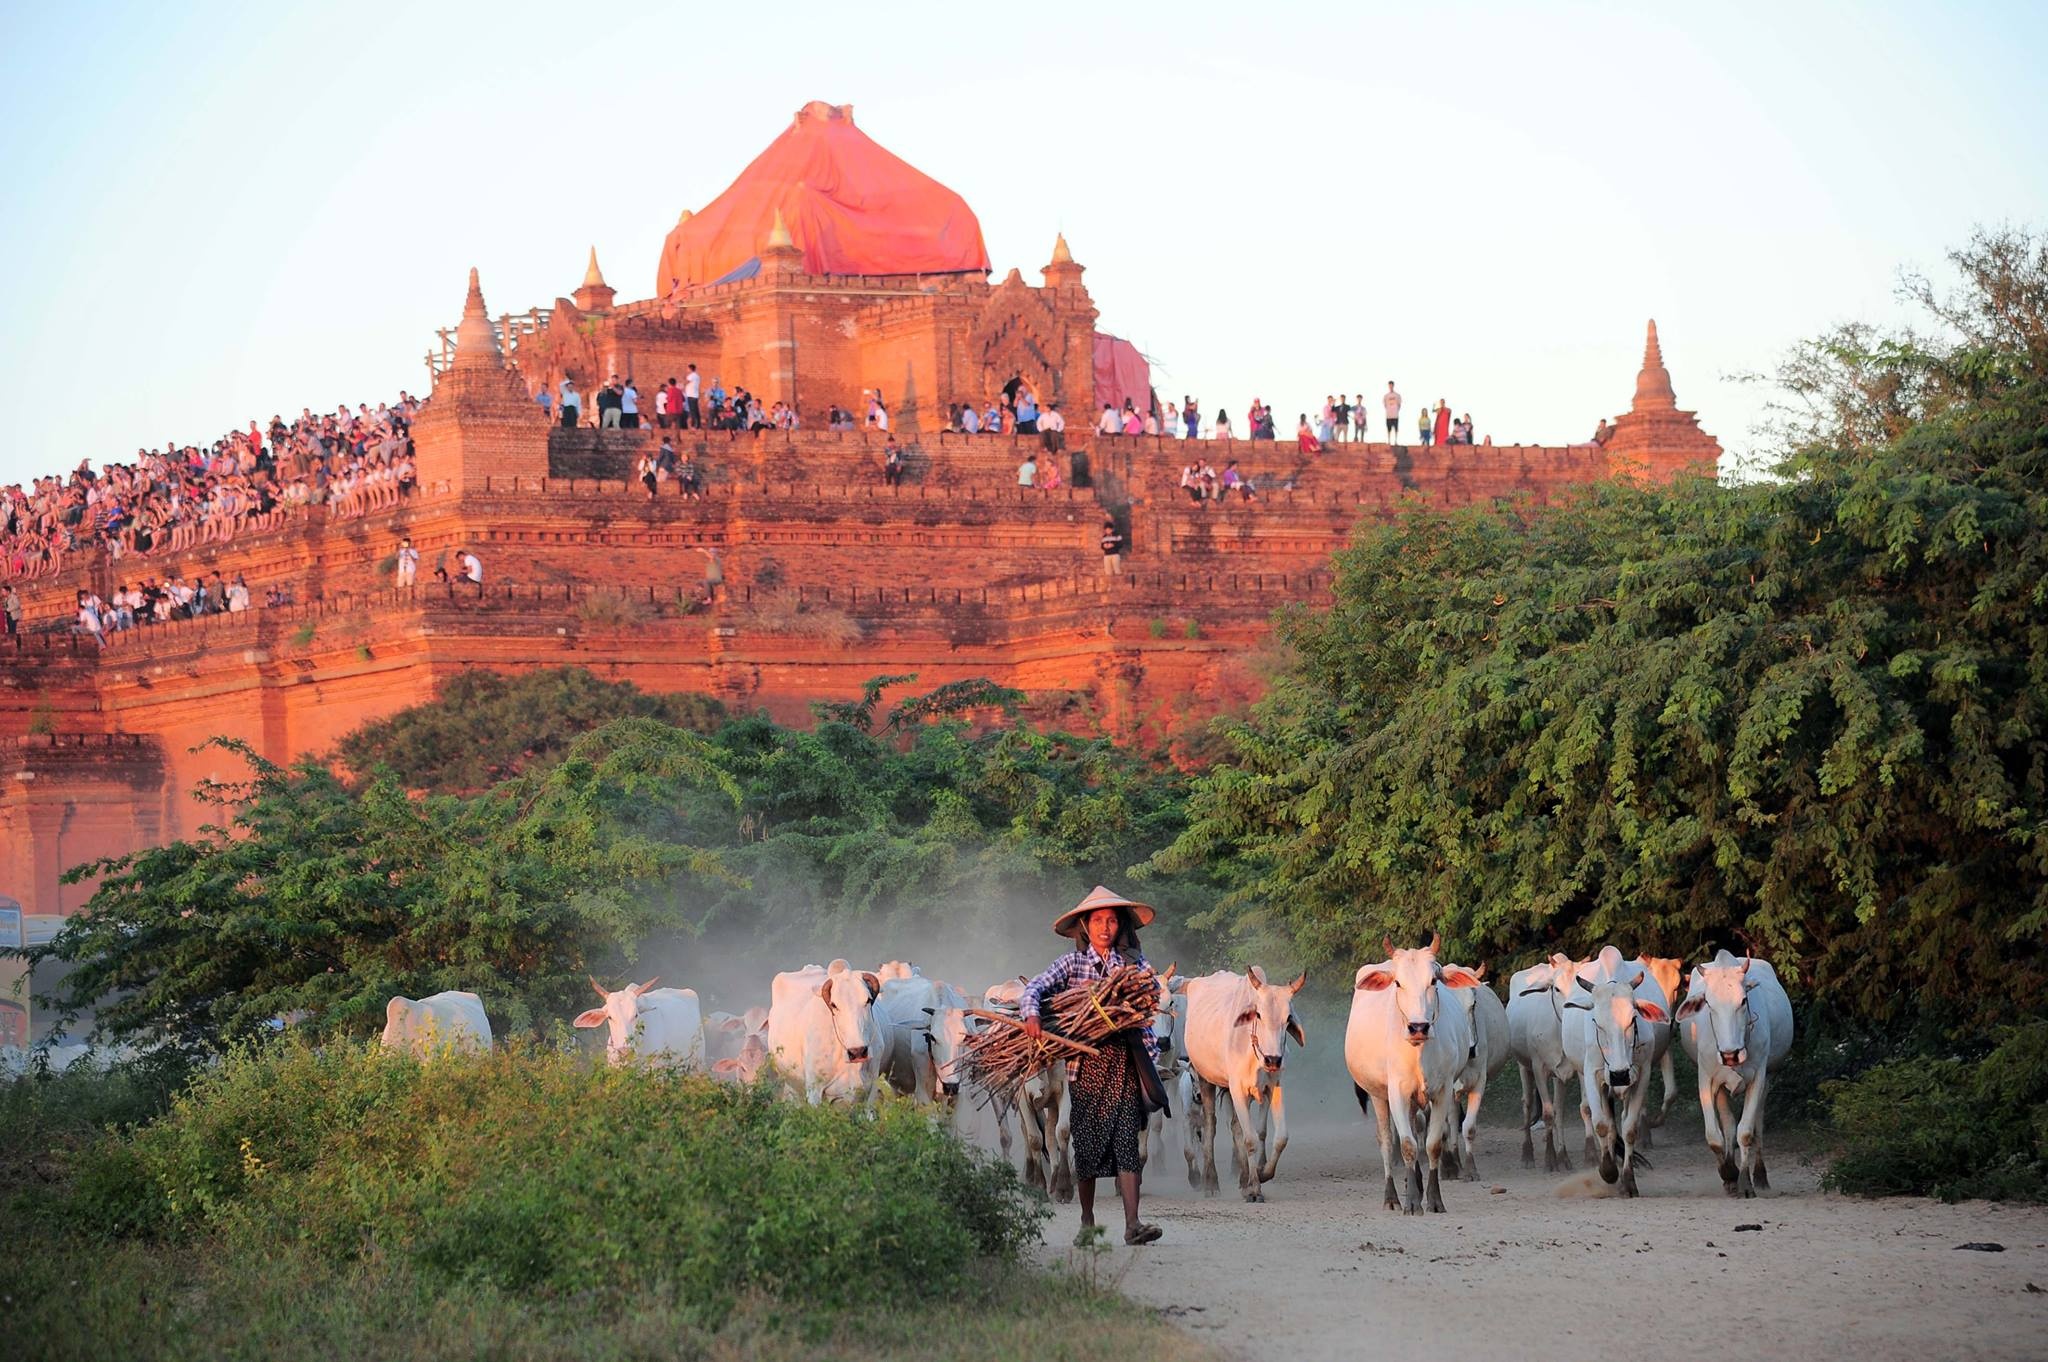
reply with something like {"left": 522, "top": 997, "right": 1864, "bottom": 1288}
{"left": 0, "top": 102, "right": 1720, "bottom": 1033}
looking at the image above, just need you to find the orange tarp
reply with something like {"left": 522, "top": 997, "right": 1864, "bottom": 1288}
{"left": 658, "top": 101, "right": 991, "bottom": 295}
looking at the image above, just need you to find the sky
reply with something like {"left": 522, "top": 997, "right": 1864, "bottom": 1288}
{"left": 1, "top": 0, "right": 2043, "bottom": 488}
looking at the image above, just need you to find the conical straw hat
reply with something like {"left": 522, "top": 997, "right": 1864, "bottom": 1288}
{"left": 1052, "top": 884, "right": 1156, "bottom": 940}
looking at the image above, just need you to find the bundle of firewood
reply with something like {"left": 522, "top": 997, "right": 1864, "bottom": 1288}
{"left": 960, "top": 965, "right": 1162, "bottom": 1105}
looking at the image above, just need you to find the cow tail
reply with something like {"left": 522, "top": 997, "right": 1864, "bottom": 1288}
{"left": 1353, "top": 1082, "right": 1374, "bottom": 1119}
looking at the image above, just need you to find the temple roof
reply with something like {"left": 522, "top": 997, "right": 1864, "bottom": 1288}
{"left": 656, "top": 101, "right": 991, "bottom": 294}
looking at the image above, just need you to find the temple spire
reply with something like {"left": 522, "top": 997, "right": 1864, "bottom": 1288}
{"left": 764, "top": 209, "right": 795, "bottom": 252}
{"left": 1050, "top": 232, "right": 1073, "bottom": 264}
{"left": 450, "top": 267, "right": 505, "bottom": 370}
{"left": 573, "top": 246, "right": 616, "bottom": 312}
{"left": 1632, "top": 318, "right": 1677, "bottom": 412}
{"left": 1042, "top": 231, "right": 1085, "bottom": 291}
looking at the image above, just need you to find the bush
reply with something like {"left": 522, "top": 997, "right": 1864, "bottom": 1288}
{"left": 1821, "top": 1021, "right": 2048, "bottom": 1201}
{"left": 77, "top": 1041, "right": 1046, "bottom": 1318}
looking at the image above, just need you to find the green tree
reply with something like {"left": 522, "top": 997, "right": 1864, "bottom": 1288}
{"left": 1157, "top": 228, "right": 2048, "bottom": 1030}
{"left": 335, "top": 666, "right": 725, "bottom": 792}
{"left": 26, "top": 723, "right": 740, "bottom": 1052}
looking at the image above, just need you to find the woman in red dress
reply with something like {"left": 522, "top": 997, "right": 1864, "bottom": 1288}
{"left": 1432, "top": 400, "right": 1452, "bottom": 447}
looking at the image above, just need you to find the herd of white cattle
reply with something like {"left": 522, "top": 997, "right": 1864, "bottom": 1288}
{"left": 376, "top": 940, "right": 1790, "bottom": 1212}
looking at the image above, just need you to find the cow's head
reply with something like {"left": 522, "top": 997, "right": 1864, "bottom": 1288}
{"left": 817, "top": 959, "right": 882, "bottom": 1067}
{"left": 1579, "top": 971, "right": 1666, "bottom": 1089}
{"left": 1447, "top": 962, "right": 1489, "bottom": 1040}
{"left": 1237, "top": 965, "right": 1308, "bottom": 1072}
{"left": 1356, "top": 935, "right": 1480, "bottom": 1045}
{"left": 918, "top": 985, "right": 972, "bottom": 1105}
{"left": 711, "top": 1034, "right": 770, "bottom": 1085}
{"left": 574, "top": 976, "right": 661, "bottom": 1064}
{"left": 1676, "top": 956, "right": 1756, "bottom": 1069}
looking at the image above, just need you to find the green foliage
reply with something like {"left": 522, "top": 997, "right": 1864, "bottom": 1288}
{"left": 21, "top": 674, "right": 1210, "bottom": 1053}
{"left": 2, "top": 1058, "right": 1203, "bottom": 1362}
{"left": 1158, "top": 228, "right": 2048, "bottom": 1030}
{"left": 25, "top": 725, "right": 741, "bottom": 1052}
{"left": 1821, "top": 1022, "right": 2048, "bottom": 1201}
{"left": 70, "top": 1042, "right": 1045, "bottom": 1315}
{"left": 336, "top": 666, "right": 726, "bottom": 792}
{"left": 287, "top": 623, "right": 315, "bottom": 648}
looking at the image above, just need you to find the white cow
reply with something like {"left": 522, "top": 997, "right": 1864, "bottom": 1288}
{"left": 767, "top": 959, "right": 883, "bottom": 1105}
{"left": 981, "top": 976, "right": 1073, "bottom": 1201}
{"left": 380, "top": 991, "right": 492, "bottom": 1057}
{"left": 1565, "top": 970, "right": 1668, "bottom": 1195}
{"left": 1143, "top": 966, "right": 1186, "bottom": 1173}
{"left": 1442, "top": 964, "right": 1509, "bottom": 1181}
{"left": 1345, "top": 937, "right": 1481, "bottom": 1215}
{"left": 711, "top": 1034, "right": 771, "bottom": 1085}
{"left": 1181, "top": 966, "right": 1306, "bottom": 1202}
{"left": 1505, "top": 952, "right": 1579, "bottom": 1171}
{"left": 704, "top": 1007, "right": 770, "bottom": 1065}
{"left": 874, "top": 973, "right": 970, "bottom": 1106}
{"left": 573, "top": 977, "right": 705, "bottom": 1067}
{"left": 1677, "top": 951, "right": 1794, "bottom": 1197}
{"left": 1559, "top": 945, "right": 1637, "bottom": 1163}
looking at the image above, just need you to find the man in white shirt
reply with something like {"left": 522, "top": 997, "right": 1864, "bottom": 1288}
{"left": 395, "top": 537, "right": 419, "bottom": 588}
{"left": 621, "top": 380, "right": 640, "bottom": 430}
{"left": 1039, "top": 403, "right": 1066, "bottom": 459}
{"left": 1098, "top": 405, "right": 1119, "bottom": 435}
{"left": 683, "top": 365, "right": 702, "bottom": 429}
{"left": 1383, "top": 382, "right": 1403, "bottom": 445}
{"left": 459, "top": 549, "right": 483, "bottom": 597}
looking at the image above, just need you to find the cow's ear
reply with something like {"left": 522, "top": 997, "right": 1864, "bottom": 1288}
{"left": 720, "top": 1016, "right": 748, "bottom": 1032}
{"left": 386, "top": 996, "right": 407, "bottom": 1021}
{"left": 573, "top": 1008, "right": 607, "bottom": 1028}
{"left": 1286, "top": 1014, "right": 1307, "bottom": 1048}
{"left": 1676, "top": 996, "right": 1706, "bottom": 1019}
{"left": 1356, "top": 969, "right": 1394, "bottom": 992}
{"left": 1158, "top": 962, "right": 1177, "bottom": 985}
{"left": 1635, "top": 1000, "right": 1668, "bottom": 1024}
{"left": 1247, "top": 965, "right": 1268, "bottom": 988}
{"left": 817, "top": 977, "right": 834, "bottom": 1004}
{"left": 711, "top": 1057, "right": 740, "bottom": 1076}
{"left": 861, "top": 972, "right": 882, "bottom": 1001}
{"left": 1439, "top": 965, "right": 1482, "bottom": 989}
{"left": 1287, "top": 971, "right": 1307, "bottom": 994}
{"left": 1575, "top": 975, "right": 1595, "bottom": 993}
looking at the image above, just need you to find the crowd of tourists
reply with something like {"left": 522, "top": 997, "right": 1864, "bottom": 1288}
{"left": 2, "top": 394, "right": 422, "bottom": 584}
{"left": 547, "top": 368, "right": 818, "bottom": 435}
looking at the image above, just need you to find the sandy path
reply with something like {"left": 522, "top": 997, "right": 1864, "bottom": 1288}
{"left": 1008, "top": 1088, "right": 2048, "bottom": 1361}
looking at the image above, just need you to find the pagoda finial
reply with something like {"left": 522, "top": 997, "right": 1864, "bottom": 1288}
{"left": 1050, "top": 232, "right": 1073, "bottom": 264}
{"left": 450, "top": 267, "right": 505, "bottom": 370}
{"left": 765, "top": 209, "right": 795, "bottom": 252}
{"left": 583, "top": 246, "right": 606, "bottom": 288}
{"left": 1632, "top": 318, "right": 1677, "bottom": 412}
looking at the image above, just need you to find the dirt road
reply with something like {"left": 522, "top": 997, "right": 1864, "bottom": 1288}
{"left": 1015, "top": 1090, "right": 2048, "bottom": 1361}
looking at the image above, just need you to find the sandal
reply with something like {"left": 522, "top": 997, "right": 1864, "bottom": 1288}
{"left": 1124, "top": 1223, "right": 1163, "bottom": 1246}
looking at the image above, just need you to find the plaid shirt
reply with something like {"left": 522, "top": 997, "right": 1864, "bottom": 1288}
{"left": 1020, "top": 947, "right": 1159, "bottom": 1076}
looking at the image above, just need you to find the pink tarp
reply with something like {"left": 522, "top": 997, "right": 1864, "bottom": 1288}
{"left": 1093, "top": 334, "right": 1152, "bottom": 418}
{"left": 657, "top": 101, "right": 991, "bottom": 294}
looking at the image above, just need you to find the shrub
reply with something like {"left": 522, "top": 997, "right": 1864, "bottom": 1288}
{"left": 83, "top": 1041, "right": 1045, "bottom": 1318}
{"left": 574, "top": 588, "right": 653, "bottom": 630}
{"left": 1821, "top": 1021, "right": 2048, "bottom": 1201}
{"left": 1147, "top": 618, "right": 1167, "bottom": 639}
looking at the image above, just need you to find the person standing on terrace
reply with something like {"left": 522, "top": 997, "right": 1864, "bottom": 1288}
{"left": 558, "top": 377, "right": 580, "bottom": 429}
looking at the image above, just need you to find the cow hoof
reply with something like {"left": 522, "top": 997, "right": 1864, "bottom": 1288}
{"left": 1754, "top": 1159, "right": 1771, "bottom": 1190}
{"left": 1718, "top": 1158, "right": 1739, "bottom": 1184}
{"left": 1521, "top": 1147, "right": 1535, "bottom": 1169}
{"left": 1186, "top": 1169, "right": 1202, "bottom": 1190}
{"left": 1722, "top": 1178, "right": 1740, "bottom": 1198}
{"left": 1243, "top": 1190, "right": 1265, "bottom": 1204}
{"left": 1599, "top": 1158, "right": 1618, "bottom": 1185}
{"left": 1402, "top": 1202, "right": 1423, "bottom": 1217}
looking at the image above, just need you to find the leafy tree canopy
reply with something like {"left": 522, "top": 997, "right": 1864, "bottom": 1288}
{"left": 26, "top": 678, "right": 1215, "bottom": 1052}
{"left": 1156, "top": 228, "right": 2048, "bottom": 1031}
{"left": 335, "top": 666, "right": 726, "bottom": 792}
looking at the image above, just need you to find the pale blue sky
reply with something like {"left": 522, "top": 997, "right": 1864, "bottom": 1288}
{"left": 2, "top": 0, "right": 2042, "bottom": 486}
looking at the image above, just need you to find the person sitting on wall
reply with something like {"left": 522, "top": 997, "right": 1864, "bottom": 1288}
{"left": 959, "top": 402, "right": 981, "bottom": 435}
{"left": 1098, "top": 404, "right": 1120, "bottom": 436}
{"left": 983, "top": 399, "right": 1003, "bottom": 435}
